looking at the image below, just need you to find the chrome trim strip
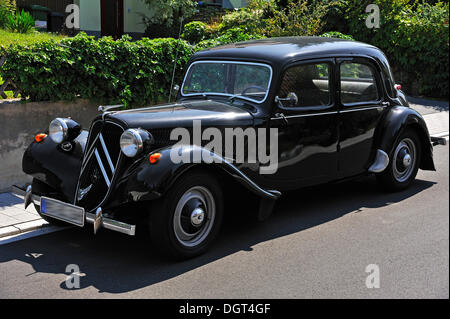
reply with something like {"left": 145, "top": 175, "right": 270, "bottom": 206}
{"left": 86, "top": 212, "right": 136, "bottom": 236}
{"left": 74, "top": 120, "right": 124, "bottom": 209}
{"left": 82, "top": 133, "right": 100, "bottom": 167}
{"left": 13, "top": 186, "right": 136, "bottom": 236}
{"left": 99, "top": 133, "right": 115, "bottom": 173}
{"left": 340, "top": 106, "right": 385, "bottom": 113}
{"left": 94, "top": 148, "right": 111, "bottom": 186}
{"left": 181, "top": 60, "right": 273, "bottom": 104}
{"left": 271, "top": 110, "right": 338, "bottom": 120}
{"left": 270, "top": 105, "right": 386, "bottom": 120}
{"left": 12, "top": 185, "right": 40, "bottom": 206}
{"left": 13, "top": 186, "right": 136, "bottom": 235}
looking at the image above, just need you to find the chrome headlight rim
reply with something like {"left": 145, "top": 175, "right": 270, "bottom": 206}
{"left": 49, "top": 118, "right": 69, "bottom": 144}
{"left": 120, "top": 129, "right": 146, "bottom": 158}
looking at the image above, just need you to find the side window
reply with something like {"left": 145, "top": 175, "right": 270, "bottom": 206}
{"left": 340, "top": 62, "right": 379, "bottom": 104}
{"left": 278, "top": 63, "right": 331, "bottom": 108}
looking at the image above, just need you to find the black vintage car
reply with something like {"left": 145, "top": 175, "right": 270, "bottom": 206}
{"left": 13, "top": 37, "right": 444, "bottom": 260}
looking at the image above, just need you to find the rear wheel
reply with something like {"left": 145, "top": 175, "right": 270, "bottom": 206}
{"left": 148, "top": 171, "right": 224, "bottom": 260}
{"left": 376, "top": 129, "right": 422, "bottom": 191}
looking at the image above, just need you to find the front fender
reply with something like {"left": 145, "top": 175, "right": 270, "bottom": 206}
{"left": 22, "top": 131, "right": 88, "bottom": 202}
{"left": 375, "top": 106, "right": 435, "bottom": 171}
{"left": 120, "top": 145, "right": 281, "bottom": 204}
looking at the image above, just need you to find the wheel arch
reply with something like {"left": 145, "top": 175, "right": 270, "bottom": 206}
{"left": 375, "top": 106, "right": 435, "bottom": 172}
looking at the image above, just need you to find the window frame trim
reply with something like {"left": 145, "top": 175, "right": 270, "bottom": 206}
{"left": 337, "top": 57, "right": 384, "bottom": 108}
{"left": 275, "top": 58, "right": 336, "bottom": 113}
{"left": 180, "top": 60, "right": 273, "bottom": 104}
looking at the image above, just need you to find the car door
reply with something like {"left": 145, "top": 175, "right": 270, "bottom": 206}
{"left": 263, "top": 59, "right": 339, "bottom": 190}
{"left": 337, "top": 57, "right": 387, "bottom": 177}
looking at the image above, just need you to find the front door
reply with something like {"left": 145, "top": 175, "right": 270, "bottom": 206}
{"left": 264, "top": 59, "right": 339, "bottom": 190}
{"left": 101, "top": 0, "right": 124, "bottom": 39}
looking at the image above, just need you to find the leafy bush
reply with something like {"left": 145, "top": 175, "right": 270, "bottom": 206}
{"left": 196, "top": 27, "right": 265, "bottom": 50}
{"left": 0, "top": 33, "right": 195, "bottom": 106}
{"left": 219, "top": 9, "right": 266, "bottom": 34}
{"left": 320, "top": 31, "right": 354, "bottom": 40}
{"left": 6, "top": 9, "right": 35, "bottom": 34}
{"left": 324, "top": 0, "right": 449, "bottom": 98}
{"left": 182, "top": 21, "right": 208, "bottom": 44}
{"left": 264, "top": 0, "right": 329, "bottom": 37}
{"left": 0, "top": 0, "right": 15, "bottom": 28}
{"left": 140, "top": 0, "right": 197, "bottom": 28}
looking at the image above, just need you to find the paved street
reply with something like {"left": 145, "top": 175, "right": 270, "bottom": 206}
{"left": 0, "top": 145, "right": 447, "bottom": 298}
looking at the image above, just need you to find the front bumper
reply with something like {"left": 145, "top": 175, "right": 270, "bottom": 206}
{"left": 12, "top": 185, "right": 136, "bottom": 236}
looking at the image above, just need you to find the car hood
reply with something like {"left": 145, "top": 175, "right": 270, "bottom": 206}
{"left": 105, "top": 100, "right": 254, "bottom": 129}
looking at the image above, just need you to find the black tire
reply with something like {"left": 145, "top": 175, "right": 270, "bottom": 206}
{"left": 31, "top": 179, "right": 66, "bottom": 226}
{"left": 376, "top": 129, "right": 422, "bottom": 192}
{"left": 148, "top": 170, "right": 224, "bottom": 260}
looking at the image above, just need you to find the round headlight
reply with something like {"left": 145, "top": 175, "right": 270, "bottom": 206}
{"left": 49, "top": 118, "right": 68, "bottom": 144}
{"left": 120, "top": 129, "right": 145, "bottom": 157}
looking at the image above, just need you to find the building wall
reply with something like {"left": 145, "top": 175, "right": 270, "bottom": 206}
{"left": 124, "top": 0, "right": 153, "bottom": 34}
{"left": 75, "top": 0, "right": 101, "bottom": 34}
{"left": 75, "top": 0, "right": 153, "bottom": 37}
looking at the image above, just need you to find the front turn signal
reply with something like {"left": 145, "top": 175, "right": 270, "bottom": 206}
{"left": 35, "top": 133, "right": 47, "bottom": 143}
{"left": 149, "top": 153, "right": 162, "bottom": 164}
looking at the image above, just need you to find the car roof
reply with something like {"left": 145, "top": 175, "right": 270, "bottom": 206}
{"left": 192, "top": 36, "right": 387, "bottom": 67}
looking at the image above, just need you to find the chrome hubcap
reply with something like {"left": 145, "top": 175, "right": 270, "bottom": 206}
{"left": 191, "top": 208, "right": 205, "bottom": 226}
{"left": 402, "top": 153, "right": 412, "bottom": 167}
{"left": 173, "top": 186, "right": 215, "bottom": 247}
{"left": 393, "top": 138, "right": 416, "bottom": 183}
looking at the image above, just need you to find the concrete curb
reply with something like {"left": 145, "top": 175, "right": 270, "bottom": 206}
{"left": 0, "top": 219, "right": 49, "bottom": 239}
{"left": 0, "top": 225, "right": 69, "bottom": 245}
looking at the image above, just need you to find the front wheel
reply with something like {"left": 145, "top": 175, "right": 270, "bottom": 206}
{"left": 148, "top": 171, "right": 224, "bottom": 260}
{"left": 376, "top": 129, "right": 422, "bottom": 192}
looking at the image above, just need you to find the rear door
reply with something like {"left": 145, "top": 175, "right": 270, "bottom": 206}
{"left": 337, "top": 57, "right": 387, "bottom": 177}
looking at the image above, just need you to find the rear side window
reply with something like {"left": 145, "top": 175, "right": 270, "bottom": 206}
{"left": 340, "top": 62, "right": 379, "bottom": 104}
{"left": 278, "top": 63, "right": 331, "bottom": 108}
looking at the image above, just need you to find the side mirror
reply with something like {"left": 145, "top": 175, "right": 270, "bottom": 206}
{"left": 275, "top": 92, "right": 298, "bottom": 107}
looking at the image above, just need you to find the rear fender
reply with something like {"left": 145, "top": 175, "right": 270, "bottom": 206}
{"left": 374, "top": 106, "right": 435, "bottom": 171}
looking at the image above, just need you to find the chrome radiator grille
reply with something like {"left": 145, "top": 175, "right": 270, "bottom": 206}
{"left": 75, "top": 121, "right": 124, "bottom": 212}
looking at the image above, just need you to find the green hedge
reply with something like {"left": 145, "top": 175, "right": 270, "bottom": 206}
{"left": 324, "top": 0, "right": 449, "bottom": 98}
{"left": 0, "top": 33, "right": 195, "bottom": 106}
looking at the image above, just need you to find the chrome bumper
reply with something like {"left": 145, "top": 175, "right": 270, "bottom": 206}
{"left": 12, "top": 185, "right": 136, "bottom": 236}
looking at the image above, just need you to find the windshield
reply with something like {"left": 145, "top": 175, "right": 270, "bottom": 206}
{"left": 181, "top": 61, "right": 272, "bottom": 103}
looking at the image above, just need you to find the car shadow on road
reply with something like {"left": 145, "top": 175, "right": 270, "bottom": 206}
{"left": 0, "top": 176, "right": 436, "bottom": 295}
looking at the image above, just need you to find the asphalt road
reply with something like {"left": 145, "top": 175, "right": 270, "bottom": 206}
{"left": 0, "top": 146, "right": 448, "bottom": 299}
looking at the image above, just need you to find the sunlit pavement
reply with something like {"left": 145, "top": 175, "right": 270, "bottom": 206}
{"left": 0, "top": 144, "right": 447, "bottom": 298}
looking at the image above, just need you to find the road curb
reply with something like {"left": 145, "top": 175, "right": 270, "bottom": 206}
{"left": 0, "top": 224, "right": 69, "bottom": 245}
{"left": 0, "top": 219, "right": 48, "bottom": 239}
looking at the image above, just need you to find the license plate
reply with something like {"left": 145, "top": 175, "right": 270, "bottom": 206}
{"left": 40, "top": 197, "right": 85, "bottom": 227}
